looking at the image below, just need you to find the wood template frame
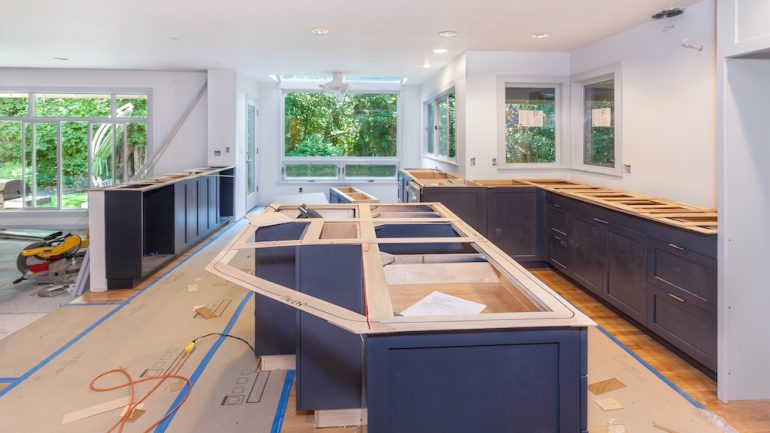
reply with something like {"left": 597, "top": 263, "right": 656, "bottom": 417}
{"left": 206, "top": 202, "right": 595, "bottom": 334}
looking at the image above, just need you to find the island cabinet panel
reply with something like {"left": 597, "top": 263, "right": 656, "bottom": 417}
{"left": 569, "top": 213, "right": 608, "bottom": 296}
{"left": 296, "top": 245, "right": 365, "bottom": 411}
{"left": 253, "top": 223, "right": 306, "bottom": 356}
{"left": 420, "top": 187, "right": 488, "bottom": 235}
{"left": 366, "top": 328, "right": 588, "bottom": 433}
{"left": 606, "top": 226, "right": 647, "bottom": 323}
{"left": 485, "top": 187, "right": 543, "bottom": 262}
{"left": 104, "top": 191, "right": 143, "bottom": 289}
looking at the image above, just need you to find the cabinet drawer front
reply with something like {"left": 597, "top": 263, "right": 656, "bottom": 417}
{"left": 548, "top": 205, "right": 570, "bottom": 236}
{"left": 648, "top": 239, "right": 717, "bottom": 314}
{"left": 548, "top": 233, "right": 570, "bottom": 272}
{"left": 648, "top": 287, "right": 717, "bottom": 370}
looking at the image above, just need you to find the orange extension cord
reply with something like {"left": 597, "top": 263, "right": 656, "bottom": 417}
{"left": 89, "top": 347, "right": 193, "bottom": 433}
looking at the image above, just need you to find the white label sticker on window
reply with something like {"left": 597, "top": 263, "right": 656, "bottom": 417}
{"left": 591, "top": 108, "right": 612, "bottom": 127}
{"left": 518, "top": 110, "right": 544, "bottom": 127}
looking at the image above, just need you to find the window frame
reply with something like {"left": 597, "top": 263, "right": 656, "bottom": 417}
{"left": 279, "top": 87, "right": 401, "bottom": 183}
{"left": 571, "top": 65, "right": 623, "bottom": 177}
{"left": 423, "top": 87, "right": 457, "bottom": 165}
{"left": 496, "top": 76, "right": 568, "bottom": 169}
{"left": 0, "top": 87, "right": 153, "bottom": 211}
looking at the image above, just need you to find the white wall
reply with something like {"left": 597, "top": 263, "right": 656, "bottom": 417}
{"left": 718, "top": 57, "right": 770, "bottom": 400}
{"left": 235, "top": 72, "right": 260, "bottom": 213}
{"left": 570, "top": 0, "right": 716, "bottom": 207}
{"left": 255, "top": 81, "right": 421, "bottom": 205}
{"left": 0, "top": 68, "right": 208, "bottom": 228}
{"left": 464, "top": 51, "right": 572, "bottom": 181}
{"left": 420, "top": 54, "right": 466, "bottom": 176}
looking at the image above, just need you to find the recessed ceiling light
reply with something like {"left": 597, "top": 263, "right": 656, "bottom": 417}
{"left": 423, "top": 62, "right": 432, "bottom": 69}
{"left": 53, "top": 57, "right": 69, "bottom": 61}
{"left": 432, "top": 48, "right": 448, "bottom": 54}
{"left": 171, "top": 36, "right": 182, "bottom": 41}
{"left": 310, "top": 27, "right": 330, "bottom": 35}
{"left": 531, "top": 32, "right": 551, "bottom": 39}
{"left": 438, "top": 30, "right": 458, "bottom": 38}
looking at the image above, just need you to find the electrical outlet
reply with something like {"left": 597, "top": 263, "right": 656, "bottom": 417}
{"left": 214, "top": 150, "right": 221, "bottom": 156}
{"left": 226, "top": 147, "right": 231, "bottom": 153}
{"left": 298, "top": 187, "right": 303, "bottom": 193}
{"left": 492, "top": 158, "right": 497, "bottom": 167}
{"left": 470, "top": 157, "right": 476, "bottom": 166}
{"left": 624, "top": 164, "right": 632, "bottom": 174}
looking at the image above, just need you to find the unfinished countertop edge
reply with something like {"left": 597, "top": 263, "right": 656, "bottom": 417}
{"left": 206, "top": 202, "right": 596, "bottom": 335}
{"left": 88, "top": 165, "right": 235, "bottom": 193}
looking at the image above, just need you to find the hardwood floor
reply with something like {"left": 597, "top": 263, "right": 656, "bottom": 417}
{"left": 531, "top": 268, "right": 770, "bottom": 433}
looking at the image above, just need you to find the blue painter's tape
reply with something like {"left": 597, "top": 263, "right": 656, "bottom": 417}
{"left": 270, "top": 370, "right": 295, "bottom": 433}
{"left": 0, "top": 378, "right": 18, "bottom": 383}
{"left": 153, "top": 291, "right": 255, "bottom": 433}
{"left": 595, "top": 325, "right": 704, "bottom": 409}
{"left": 0, "top": 221, "right": 240, "bottom": 399}
{"left": 62, "top": 302, "right": 122, "bottom": 307}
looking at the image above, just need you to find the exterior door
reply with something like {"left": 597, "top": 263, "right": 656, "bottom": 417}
{"left": 245, "top": 98, "right": 259, "bottom": 211}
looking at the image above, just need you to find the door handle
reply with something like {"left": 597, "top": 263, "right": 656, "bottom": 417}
{"left": 667, "top": 293, "right": 686, "bottom": 303}
{"left": 593, "top": 218, "right": 609, "bottom": 225}
{"left": 668, "top": 243, "right": 685, "bottom": 252}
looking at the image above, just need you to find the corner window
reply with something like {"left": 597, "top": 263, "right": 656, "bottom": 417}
{"left": 0, "top": 91, "right": 150, "bottom": 211}
{"left": 282, "top": 91, "right": 398, "bottom": 181}
{"left": 500, "top": 85, "right": 558, "bottom": 166}
{"left": 583, "top": 79, "right": 615, "bottom": 167}
{"left": 424, "top": 89, "right": 456, "bottom": 162}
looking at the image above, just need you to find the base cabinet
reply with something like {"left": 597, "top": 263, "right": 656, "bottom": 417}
{"left": 606, "top": 226, "right": 647, "bottom": 323}
{"left": 570, "top": 214, "right": 608, "bottom": 296}
{"left": 485, "top": 187, "right": 543, "bottom": 262}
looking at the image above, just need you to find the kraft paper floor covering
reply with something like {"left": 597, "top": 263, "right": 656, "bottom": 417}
{"left": 0, "top": 217, "right": 735, "bottom": 433}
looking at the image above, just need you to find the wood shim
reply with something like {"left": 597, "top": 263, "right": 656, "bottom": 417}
{"left": 595, "top": 398, "right": 624, "bottom": 411}
{"left": 193, "top": 305, "right": 217, "bottom": 319}
{"left": 588, "top": 377, "right": 627, "bottom": 395}
{"left": 314, "top": 408, "right": 365, "bottom": 428}
{"left": 187, "top": 283, "right": 198, "bottom": 293}
{"left": 61, "top": 396, "right": 131, "bottom": 425}
{"left": 120, "top": 403, "right": 145, "bottom": 423}
{"left": 653, "top": 422, "right": 680, "bottom": 433}
{"left": 261, "top": 354, "right": 296, "bottom": 371}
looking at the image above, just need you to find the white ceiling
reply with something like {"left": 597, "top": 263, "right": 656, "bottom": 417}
{"left": 0, "top": 0, "right": 702, "bottom": 83}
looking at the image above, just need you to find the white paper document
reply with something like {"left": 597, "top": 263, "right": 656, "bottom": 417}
{"left": 400, "top": 291, "right": 487, "bottom": 316}
{"left": 591, "top": 108, "right": 612, "bottom": 127}
{"left": 518, "top": 110, "right": 544, "bottom": 127}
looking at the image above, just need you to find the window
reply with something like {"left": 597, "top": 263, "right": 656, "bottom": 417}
{"left": 499, "top": 84, "right": 559, "bottom": 166}
{"left": 583, "top": 79, "right": 615, "bottom": 167}
{"left": 424, "top": 89, "right": 456, "bottom": 162}
{"left": 282, "top": 91, "right": 398, "bottom": 181}
{"left": 0, "top": 91, "right": 150, "bottom": 210}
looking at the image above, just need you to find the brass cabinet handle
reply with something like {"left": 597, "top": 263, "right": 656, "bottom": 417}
{"left": 668, "top": 293, "right": 686, "bottom": 303}
{"left": 668, "top": 243, "right": 685, "bottom": 251}
{"left": 553, "top": 203, "right": 562, "bottom": 208}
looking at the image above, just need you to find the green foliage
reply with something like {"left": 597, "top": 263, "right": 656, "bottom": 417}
{"left": 284, "top": 92, "right": 397, "bottom": 158}
{"left": 505, "top": 103, "right": 556, "bottom": 164}
{"left": 345, "top": 164, "right": 397, "bottom": 177}
{"left": 0, "top": 94, "right": 148, "bottom": 208}
{"left": 285, "top": 164, "right": 337, "bottom": 178}
{"left": 584, "top": 101, "right": 615, "bottom": 166}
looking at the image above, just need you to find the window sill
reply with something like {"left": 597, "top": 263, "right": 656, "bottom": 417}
{"left": 278, "top": 179, "right": 399, "bottom": 185}
{"left": 496, "top": 163, "right": 566, "bottom": 170}
{"left": 571, "top": 165, "right": 623, "bottom": 178}
{"left": 423, "top": 154, "right": 459, "bottom": 167}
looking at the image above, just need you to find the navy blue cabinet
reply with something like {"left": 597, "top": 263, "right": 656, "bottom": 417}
{"left": 420, "top": 187, "right": 488, "bottom": 235}
{"left": 485, "top": 187, "right": 544, "bottom": 262}
{"left": 570, "top": 213, "right": 608, "bottom": 296}
{"left": 606, "top": 226, "right": 647, "bottom": 323}
{"left": 366, "top": 328, "right": 587, "bottom": 433}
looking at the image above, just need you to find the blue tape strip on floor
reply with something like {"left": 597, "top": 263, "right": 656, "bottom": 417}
{"left": 0, "top": 221, "right": 240, "bottom": 399}
{"left": 154, "top": 291, "right": 254, "bottom": 433}
{"left": 62, "top": 302, "right": 122, "bottom": 307}
{"left": 595, "top": 325, "right": 705, "bottom": 409}
{"left": 0, "top": 378, "right": 18, "bottom": 383}
{"left": 270, "top": 370, "right": 295, "bottom": 433}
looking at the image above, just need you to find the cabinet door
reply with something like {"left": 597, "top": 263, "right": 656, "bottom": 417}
{"left": 548, "top": 233, "right": 570, "bottom": 272}
{"left": 648, "top": 286, "right": 717, "bottom": 370}
{"left": 606, "top": 226, "right": 647, "bottom": 323}
{"left": 185, "top": 179, "right": 199, "bottom": 244}
{"left": 570, "top": 215, "right": 607, "bottom": 296}
{"left": 486, "top": 188, "right": 539, "bottom": 261}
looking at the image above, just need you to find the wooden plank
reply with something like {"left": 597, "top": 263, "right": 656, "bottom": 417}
{"left": 358, "top": 203, "right": 395, "bottom": 320}
{"left": 314, "top": 408, "right": 365, "bottom": 428}
{"left": 61, "top": 396, "right": 131, "bottom": 425}
{"left": 594, "top": 398, "right": 624, "bottom": 411}
{"left": 588, "top": 377, "right": 627, "bottom": 395}
{"left": 261, "top": 354, "right": 296, "bottom": 371}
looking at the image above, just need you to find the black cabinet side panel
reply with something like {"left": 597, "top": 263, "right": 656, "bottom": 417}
{"left": 105, "top": 191, "right": 143, "bottom": 289}
{"left": 143, "top": 186, "right": 176, "bottom": 255}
